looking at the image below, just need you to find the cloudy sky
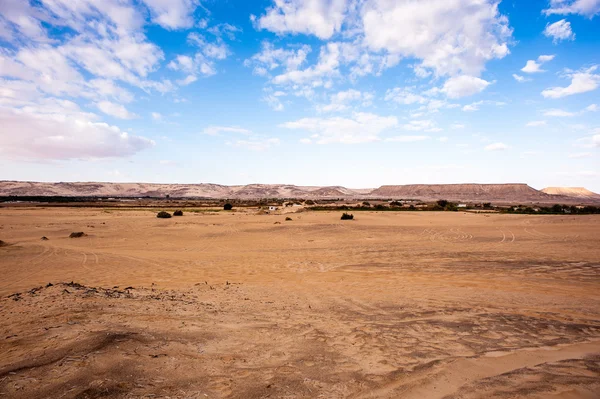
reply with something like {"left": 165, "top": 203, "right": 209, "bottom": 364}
{"left": 0, "top": 0, "right": 599, "bottom": 190}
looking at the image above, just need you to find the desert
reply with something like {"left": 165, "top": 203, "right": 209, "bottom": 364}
{"left": 1, "top": 203, "right": 599, "bottom": 398}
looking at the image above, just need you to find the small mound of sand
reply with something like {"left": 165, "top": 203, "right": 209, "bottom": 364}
{"left": 69, "top": 232, "right": 86, "bottom": 238}
{"left": 41, "top": 236, "right": 49, "bottom": 241}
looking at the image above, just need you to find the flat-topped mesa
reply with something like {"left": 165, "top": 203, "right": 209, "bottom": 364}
{"left": 370, "top": 183, "right": 555, "bottom": 202}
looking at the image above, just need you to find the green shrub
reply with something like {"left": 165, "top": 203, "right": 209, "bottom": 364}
{"left": 157, "top": 211, "right": 172, "bottom": 219}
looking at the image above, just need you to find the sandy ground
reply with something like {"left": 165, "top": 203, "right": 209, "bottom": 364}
{"left": 1, "top": 208, "right": 599, "bottom": 398}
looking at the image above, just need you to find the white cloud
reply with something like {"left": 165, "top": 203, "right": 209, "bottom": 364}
{"left": 317, "top": 89, "right": 373, "bottom": 112}
{"left": 140, "top": 0, "right": 200, "bottom": 30}
{"left": 543, "top": 109, "right": 577, "bottom": 117}
{"left": 526, "top": 120, "right": 547, "bottom": 127}
{"left": 438, "top": 136, "right": 449, "bottom": 142}
{"left": 187, "top": 32, "right": 231, "bottom": 60}
{"left": 568, "top": 152, "right": 592, "bottom": 158}
{"left": 96, "top": 101, "right": 137, "bottom": 119}
{"left": 543, "top": 0, "right": 600, "bottom": 17}
{"left": 451, "top": 124, "right": 465, "bottom": 129}
{"left": 151, "top": 112, "right": 162, "bottom": 121}
{"left": 521, "top": 55, "right": 555, "bottom": 73}
{"left": 202, "top": 126, "right": 253, "bottom": 136}
{"left": 543, "top": 19, "right": 575, "bottom": 43}
{"left": 402, "top": 120, "right": 442, "bottom": 132}
{"left": 0, "top": 102, "right": 153, "bottom": 160}
{"left": 263, "top": 90, "right": 286, "bottom": 111}
{"left": 441, "top": 75, "right": 492, "bottom": 98}
{"left": 585, "top": 104, "right": 599, "bottom": 112}
{"left": 462, "top": 102, "right": 481, "bottom": 112}
{"left": 576, "top": 130, "right": 600, "bottom": 148}
{"left": 384, "top": 87, "right": 427, "bottom": 105}
{"left": 361, "top": 0, "right": 512, "bottom": 77}
{"left": 244, "top": 41, "right": 311, "bottom": 76}
{"left": 271, "top": 42, "right": 341, "bottom": 87}
{"left": 541, "top": 66, "right": 600, "bottom": 98}
{"left": 228, "top": 137, "right": 281, "bottom": 151}
{"left": 204, "top": 125, "right": 279, "bottom": 150}
{"left": 512, "top": 74, "right": 531, "bottom": 83}
{"left": 280, "top": 112, "right": 398, "bottom": 144}
{"left": 385, "top": 135, "right": 430, "bottom": 142}
{"left": 484, "top": 142, "right": 508, "bottom": 151}
{"left": 257, "top": 0, "right": 348, "bottom": 39}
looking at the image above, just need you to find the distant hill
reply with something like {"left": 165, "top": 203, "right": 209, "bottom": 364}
{"left": 370, "top": 184, "right": 561, "bottom": 203}
{"left": 1, "top": 181, "right": 598, "bottom": 204}
{"left": 541, "top": 187, "right": 600, "bottom": 200}
{"left": 0, "top": 181, "right": 367, "bottom": 199}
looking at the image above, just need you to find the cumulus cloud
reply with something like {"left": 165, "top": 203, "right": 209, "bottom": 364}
{"left": 384, "top": 87, "right": 427, "bottom": 105}
{"left": 0, "top": 103, "right": 153, "bottom": 160}
{"left": 249, "top": 0, "right": 513, "bottom": 100}
{"left": 316, "top": 89, "right": 373, "bottom": 112}
{"left": 521, "top": 55, "right": 555, "bottom": 73}
{"left": 541, "top": 66, "right": 600, "bottom": 98}
{"left": 441, "top": 75, "right": 492, "bottom": 98}
{"left": 271, "top": 42, "right": 342, "bottom": 87}
{"left": 360, "top": 0, "right": 512, "bottom": 77}
{"left": 484, "top": 142, "right": 508, "bottom": 151}
{"left": 244, "top": 41, "right": 311, "bottom": 76}
{"left": 141, "top": 0, "right": 200, "bottom": 29}
{"left": 257, "top": 0, "right": 348, "bottom": 39}
{"left": 96, "top": 101, "right": 137, "bottom": 119}
{"left": 280, "top": 112, "right": 398, "bottom": 144}
{"left": 543, "top": 0, "right": 600, "bottom": 17}
{"left": 512, "top": 74, "right": 531, "bottom": 83}
{"left": 543, "top": 19, "right": 575, "bottom": 43}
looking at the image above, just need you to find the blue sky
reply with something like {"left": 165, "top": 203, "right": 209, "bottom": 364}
{"left": 0, "top": 0, "right": 599, "bottom": 191}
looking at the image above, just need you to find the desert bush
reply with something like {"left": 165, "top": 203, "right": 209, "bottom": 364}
{"left": 69, "top": 232, "right": 86, "bottom": 238}
{"left": 157, "top": 211, "right": 172, "bottom": 219}
{"left": 223, "top": 203, "right": 233, "bottom": 211}
{"left": 437, "top": 200, "right": 448, "bottom": 208}
{"left": 341, "top": 213, "right": 354, "bottom": 220}
{"left": 362, "top": 201, "right": 371, "bottom": 207}
{"left": 285, "top": 217, "right": 292, "bottom": 221}
{"left": 389, "top": 201, "right": 401, "bottom": 207}
{"left": 304, "top": 200, "right": 315, "bottom": 205}
{"left": 173, "top": 210, "right": 183, "bottom": 216}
